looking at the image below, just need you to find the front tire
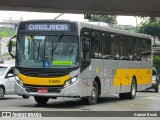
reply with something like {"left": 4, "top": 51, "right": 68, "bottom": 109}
{"left": 0, "top": 86, "right": 4, "bottom": 100}
{"left": 34, "top": 96, "right": 49, "bottom": 104}
{"left": 82, "top": 81, "right": 99, "bottom": 105}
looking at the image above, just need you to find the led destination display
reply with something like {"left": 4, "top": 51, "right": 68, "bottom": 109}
{"left": 25, "top": 23, "right": 70, "bottom": 31}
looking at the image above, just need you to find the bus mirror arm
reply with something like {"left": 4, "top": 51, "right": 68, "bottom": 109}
{"left": 8, "top": 35, "right": 16, "bottom": 58}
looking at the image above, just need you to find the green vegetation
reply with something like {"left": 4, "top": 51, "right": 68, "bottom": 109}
{"left": 153, "top": 55, "right": 160, "bottom": 69}
{"left": 90, "top": 15, "right": 117, "bottom": 24}
{"left": 137, "top": 17, "right": 160, "bottom": 44}
{"left": 6, "top": 41, "right": 16, "bottom": 47}
{"left": 0, "top": 28, "right": 16, "bottom": 38}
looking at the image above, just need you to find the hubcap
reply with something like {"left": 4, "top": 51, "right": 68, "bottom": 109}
{"left": 91, "top": 85, "right": 97, "bottom": 100}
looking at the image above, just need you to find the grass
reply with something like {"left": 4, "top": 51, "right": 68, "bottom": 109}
{"left": 0, "top": 27, "right": 16, "bottom": 38}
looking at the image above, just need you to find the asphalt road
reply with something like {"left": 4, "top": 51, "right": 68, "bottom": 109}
{"left": 0, "top": 90, "right": 160, "bottom": 111}
{"left": 0, "top": 90, "right": 160, "bottom": 119}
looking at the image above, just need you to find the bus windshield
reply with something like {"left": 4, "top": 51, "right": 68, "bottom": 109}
{"left": 17, "top": 35, "right": 79, "bottom": 68}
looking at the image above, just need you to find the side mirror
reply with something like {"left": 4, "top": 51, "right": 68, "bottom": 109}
{"left": 8, "top": 41, "right": 13, "bottom": 52}
{"left": 6, "top": 73, "right": 13, "bottom": 78}
{"left": 8, "top": 35, "right": 16, "bottom": 58}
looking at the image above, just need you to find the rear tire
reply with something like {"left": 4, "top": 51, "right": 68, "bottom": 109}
{"left": 128, "top": 78, "right": 137, "bottom": 99}
{"left": 0, "top": 86, "right": 4, "bottom": 100}
{"left": 119, "top": 78, "right": 136, "bottom": 99}
{"left": 34, "top": 96, "right": 49, "bottom": 104}
{"left": 82, "top": 81, "right": 99, "bottom": 105}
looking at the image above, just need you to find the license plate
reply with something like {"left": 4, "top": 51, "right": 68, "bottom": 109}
{"left": 37, "top": 88, "right": 48, "bottom": 93}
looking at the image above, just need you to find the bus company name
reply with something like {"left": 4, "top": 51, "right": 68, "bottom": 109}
{"left": 28, "top": 24, "right": 69, "bottom": 31}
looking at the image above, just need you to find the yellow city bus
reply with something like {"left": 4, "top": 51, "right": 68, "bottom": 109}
{"left": 9, "top": 20, "right": 152, "bottom": 105}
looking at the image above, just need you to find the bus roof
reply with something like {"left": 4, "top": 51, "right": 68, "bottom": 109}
{"left": 19, "top": 20, "right": 151, "bottom": 39}
{"left": 77, "top": 21, "right": 151, "bottom": 39}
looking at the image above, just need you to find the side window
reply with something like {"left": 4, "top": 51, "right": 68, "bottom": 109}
{"left": 91, "top": 31, "right": 102, "bottom": 58}
{"left": 140, "top": 39, "right": 151, "bottom": 61}
{"left": 126, "top": 37, "right": 133, "bottom": 59}
{"left": 80, "top": 28, "right": 91, "bottom": 71}
{"left": 141, "top": 39, "right": 148, "bottom": 53}
{"left": 6, "top": 68, "right": 14, "bottom": 78}
{"left": 81, "top": 38, "right": 90, "bottom": 61}
{"left": 102, "top": 32, "right": 110, "bottom": 57}
{"left": 81, "top": 28, "right": 91, "bottom": 61}
{"left": 133, "top": 38, "right": 141, "bottom": 60}
{"left": 119, "top": 35, "right": 126, "bottom": 57}
{"left": 111, "top": 34, "right": 119, "bottom": 57}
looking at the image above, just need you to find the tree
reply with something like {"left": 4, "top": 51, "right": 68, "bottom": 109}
{"left": 153, "top": 55, "right": 160, "bottom": 70}
{"left": 137, "top": 17, "right": 160, "bottom": 44}
{"left": 90, "top": 15, "right": 117, "bottom": 24}
{"left": 135, "top": 16, "right": 148, "bottom": 32}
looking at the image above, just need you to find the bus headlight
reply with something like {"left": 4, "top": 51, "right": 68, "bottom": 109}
{"left": 64, "top": 76, "right": 78, "bottom": 88}
{"left": 15, "top": 75, "right": 24, "bottom": 87}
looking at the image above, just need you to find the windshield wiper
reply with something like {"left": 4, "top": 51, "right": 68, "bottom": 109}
{"left": 51, "top": 34, "right": 64, "bottom": 59}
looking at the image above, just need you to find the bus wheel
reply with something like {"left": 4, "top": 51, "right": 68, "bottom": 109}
{"left": 34, "top": 96, "right": 49, "bottom": 104}
{"left": 82, "top": 81, "right": 99, "bottom": 105}
{"left": 128, "top": 78, "right": 137, "bottom": 99}
{"left": 119, "top": 78, "right": 136, "bottom": 99}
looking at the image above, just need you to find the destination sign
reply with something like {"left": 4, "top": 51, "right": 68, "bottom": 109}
{"left": 25, "top": 23, "right": 70, "bottom": 31}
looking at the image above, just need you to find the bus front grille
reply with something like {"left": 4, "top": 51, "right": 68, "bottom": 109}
{"left": 25, "top": 86, "right": 62, "bottom": 93}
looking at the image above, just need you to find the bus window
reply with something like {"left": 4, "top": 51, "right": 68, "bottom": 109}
{"left": 141, "top": 39, "right": 148, "bottom": 53}
{"left": 81, "top": 38, "right": 91, "bottom": 70}
{"left": 111, "top": 34, "right": 119, "bottom": 58}
{"left": 126, "top": 37, "right": 133, "bottom": 59}
{"left": 133, "top": 38, "right": 141, "bottom": 60}
{"left": 81, "top": 38, "right": 90, "bottom": 61}
{"left": 119, "top": 35, "right": 126, "bottom": 58}
{"left": 102, "top": 33, "right": 110, "bottom": 57}
{"left": 91, "top": 31, "right": 102, "bottom": 58}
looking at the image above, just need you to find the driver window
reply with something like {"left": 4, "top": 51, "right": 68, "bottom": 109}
{"left": 81, "top": 39, "right": 90, "bottom": 61}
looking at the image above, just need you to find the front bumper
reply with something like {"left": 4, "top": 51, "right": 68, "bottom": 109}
{"left": 15, "top": 80, "right": 80, "bottom": 97}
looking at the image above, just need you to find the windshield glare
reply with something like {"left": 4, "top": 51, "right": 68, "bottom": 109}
{"left": 17, "top": 35, "right": 78, "bottom": 68}
{"left": 0, "top": 67, "right": 7, "bottom": 76}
